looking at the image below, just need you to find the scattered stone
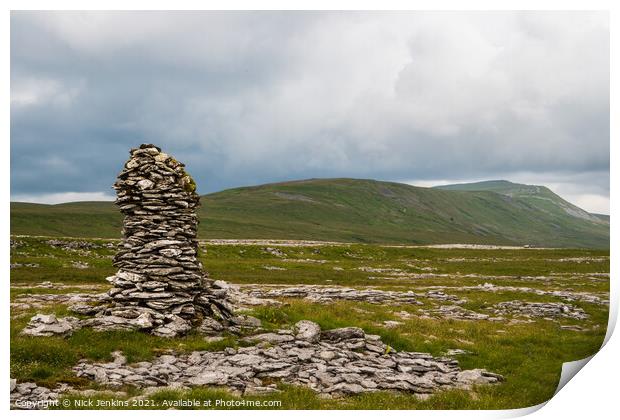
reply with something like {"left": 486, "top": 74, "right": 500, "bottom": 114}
{"left": 321, "top": 327, "right": 365, "bottom": 342}
{"left": 419, "top": 306, "right": 500, "bottom": 322}
{"left": 247, "top": 332, "right": 295, "bottom": 344}
{"left": 73, "top": 323, "right": 503, "bottom": 398}
{"left": 444, "top": 349, "right": 471, "bottom": 356}
{"left": 21, "top": 314, "right": 80, "bottom": 337}
{"left": 204, "top": 336, "right": 226, "bottom": 343}
{"left": 243, "top": 385, "right": 281, "bottom": 396}
{"left": 382, "top": 320, "right": 403, "bottom": 329}
{"left": 213, "top": 281, "right": 282, "bottom": 309}
{"left": 263, "top": 247, "right": 286, "bottom": 257}
{"left": 492, "top": 301, "right": 588, "bottom": 320}
{"left": 425, "top": 290, "right": 466, "bottom": 304}
{"left": 10, "top": 263, "right": 40, "bottom": 269}
{"left": 455, "top": 369, "right": 504, "bottom": 386}
{"left": 245, "top": 285, "right": 421, "bottom": 305}
{"left": 10, "top": 381, "right": 72, "bottom": 410}
{"left": 45, "top": 239, "right": 112, "bottom": 251}
{"left": 231, "top": 315, "right": 262, "bottom": 329}
{"left": 11, "top": 291, "right": 106, "bottom": 313}
{"left": 394, "top": 310, "right": 413, "bottom": 319}
{"left": 71, "top": 261, "right": 90, "bottom": 269}
{"left": 477, "top": 283, "right": 608, "bottom": 306}
{"left": 10, "top": 240, "right": 25, "bottom": 248}
{"left": 560, "top": 325, "right": 585, "bottom": 331}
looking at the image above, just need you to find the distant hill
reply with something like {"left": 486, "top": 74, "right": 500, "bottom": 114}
{"left": 11, "top": 178, "right": 609, "bottom": 248}
{"left": 435, "top": 180, "right": 605, "bottom": 224}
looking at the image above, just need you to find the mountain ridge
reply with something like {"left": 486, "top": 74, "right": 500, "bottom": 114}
{"left": 10, "top": 178, "right": 609, "bottom": 248}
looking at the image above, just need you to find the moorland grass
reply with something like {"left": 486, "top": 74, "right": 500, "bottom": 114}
{"left": 10, "top": 236, "right": 609, "bottom": 409}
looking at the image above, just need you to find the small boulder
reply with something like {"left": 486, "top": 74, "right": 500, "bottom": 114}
{"left": 294, "top": 320, "right": 321, "bottom": 343}
{"left": 243, "top": 385, "right": 281, "bottom": 396}
{"left": 456, "top": 369, "right": 504, "bottom": 386}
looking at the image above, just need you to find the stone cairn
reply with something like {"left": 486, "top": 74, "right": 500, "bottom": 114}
{"left": 100, "top": 144, "right": 235, "bottom": 337}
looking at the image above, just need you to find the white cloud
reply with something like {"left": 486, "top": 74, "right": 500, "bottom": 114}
{"left": 11, "top": 77, "right": 84, "bottom": 108}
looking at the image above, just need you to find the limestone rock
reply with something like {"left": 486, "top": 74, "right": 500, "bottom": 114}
{"left": 188, "top": 371, "right": 229, "bottom": 386}
{"left": 21, "top": 314, "right": 80, "bottom": 337}
{"left": 230, "top": 315, "right": 262, "bottom": 329}
{"left": 294, "top": 320, "right": 321, "bottom": 343}
{"left": 248, "top": 332, "right": 295, "bottom": 344}
{"left": 321, "top": 327, "right": 365, "bottom": 342}
{"left": 492, "top": 301, "right": 588, "bottom": 320}
{"left": 245, "top": 285, "right": 422, "bottom": 305}
{"left": 72, "top": 323, "right": 504, "bottom": 399}
{"left": 456, "top": 369, "right": 505, "bottom": 386}
{"left": 10, "top": 381, "right": 72, "bottom": 410}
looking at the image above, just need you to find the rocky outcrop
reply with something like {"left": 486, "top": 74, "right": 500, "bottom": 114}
{"left": 73, "top": 320, "right": 503, "bottom": 398}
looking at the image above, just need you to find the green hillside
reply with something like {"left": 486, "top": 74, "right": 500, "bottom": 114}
{"left": 10, "top": 201, "right": 121, "bottom": 238}
{"left": 11, "top": 178, "right": 609, "bottom": 248}
{"left": 435, "top": 180, "right": 606, "bottom": 224}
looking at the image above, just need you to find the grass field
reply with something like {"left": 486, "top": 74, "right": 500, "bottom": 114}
{"left": 10, "top": 236, "right": 609, "bottom": 409}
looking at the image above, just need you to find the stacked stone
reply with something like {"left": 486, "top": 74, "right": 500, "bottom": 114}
{"left": 103, "top": 144, "right": 233, "bottom": 336}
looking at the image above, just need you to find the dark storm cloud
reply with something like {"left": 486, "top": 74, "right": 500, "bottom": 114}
{"left": 10, "top": 11, "right": 610, "bottom": 212}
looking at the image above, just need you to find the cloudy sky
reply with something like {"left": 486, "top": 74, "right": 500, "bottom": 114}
{"left": 10, "top": 11, "right": 610, "bottom": 213}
